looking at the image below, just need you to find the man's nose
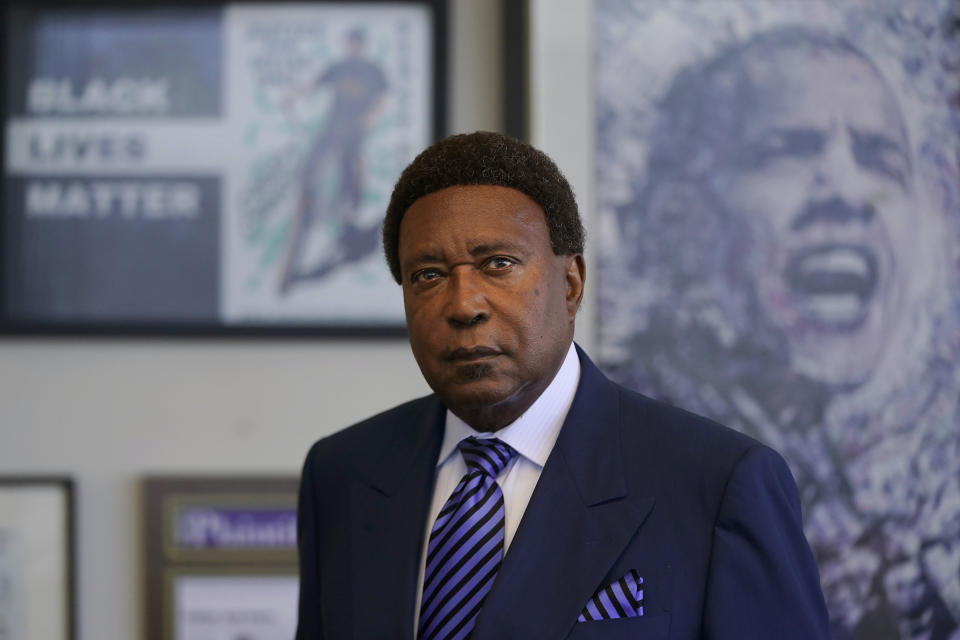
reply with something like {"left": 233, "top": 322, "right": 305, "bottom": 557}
{"left": 445, "top": 268, "right": 489, "bottom": 328}
{"left": 810, "top": 129, "right": 856, "bottom": 194}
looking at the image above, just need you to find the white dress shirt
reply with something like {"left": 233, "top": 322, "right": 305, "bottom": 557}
{"left": 413, "top": 341, "right": 581, "bottom": 630}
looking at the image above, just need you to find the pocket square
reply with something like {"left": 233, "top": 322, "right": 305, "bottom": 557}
{"left": 578, "top": 569, "right": 644, "bottom": 621}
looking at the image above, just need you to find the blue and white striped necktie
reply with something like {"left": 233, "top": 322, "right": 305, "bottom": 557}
{"left": 418, "top": 436, "right": 517, "bottom": 640}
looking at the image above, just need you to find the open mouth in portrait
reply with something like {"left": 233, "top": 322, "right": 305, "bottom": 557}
{"left": 784, "top": 243, "right": 879, "bottom": 330}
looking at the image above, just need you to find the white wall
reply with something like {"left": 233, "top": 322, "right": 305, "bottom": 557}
{"left": 529, "top": 0, "right": 594, "bottom": 350}
{"left": 0, "top": 1, "right": 525, "bottom": 639}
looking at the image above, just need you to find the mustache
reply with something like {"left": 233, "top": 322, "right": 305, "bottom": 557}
{"left": 445, "top": 346, "right": 502, "bottom": 361}
{"left": 790, "top": 197, "right": 876, "bottom": 231}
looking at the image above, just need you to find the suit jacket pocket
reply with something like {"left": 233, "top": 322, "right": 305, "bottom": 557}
{"left": 564, "top": 612, "right": 671, "bottom": 639}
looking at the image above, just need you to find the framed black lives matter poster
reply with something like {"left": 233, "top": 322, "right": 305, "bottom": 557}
{"left": 143, "top": 476, "right": 299, "bottom": 640}
{"left": 1, "top": 1, "right": 447, "bottom": 335}
{"left": 592, "top": 1, "right": 960, "bottom": 638}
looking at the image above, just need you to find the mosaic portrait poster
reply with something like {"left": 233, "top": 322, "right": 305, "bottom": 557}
{"left": 594, "top": 1, "right": 960, "bottom": 638}
{"left": 3, "top": 2, "right": 438, "bottom": 331}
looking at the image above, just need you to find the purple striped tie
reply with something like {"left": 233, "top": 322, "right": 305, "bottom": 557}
{"left": 418, "top": 436, "right": 517, "bottom": 640}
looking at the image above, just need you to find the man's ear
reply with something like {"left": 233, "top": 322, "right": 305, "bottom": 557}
{"left": 564, "top": 254, "right": 586, "bottom": 316}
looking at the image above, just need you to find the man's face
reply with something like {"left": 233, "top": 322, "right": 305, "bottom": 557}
{"left": 397, "top": 185, "right": 584, "bottom": 431}
{"left": 714, "top": 47, "right": 915, "bottom": 387}
{"left": 346, "top": 34, "right": 365, "bottom": 58}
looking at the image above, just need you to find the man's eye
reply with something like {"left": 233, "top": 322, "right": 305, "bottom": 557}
{"left": 411, "top": 268, "right": 442, "bottom": 284}
{"left": 484, "top": 256, "right": 516, "bottom": 271}
{"left": 851, "top": 131, "right": 909, "bottom": 186}
{"left": 739, "top": 129, "right": 824, "bottom": 168}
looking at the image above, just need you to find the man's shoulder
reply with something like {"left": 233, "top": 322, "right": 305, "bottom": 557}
{"left": 611, "top": 380, "right": 773, "bottom": 476}
{"left": 302, "top": 393, "right": 441, "bottom": 471}
{"left": 597, "top": 380, "right": 803, "bottom": 519}
{"left": 576, "top": 345, "right": 764, "bottom": 468}
{"left": 619, "top": 382, "right": 754, "bottom": 442}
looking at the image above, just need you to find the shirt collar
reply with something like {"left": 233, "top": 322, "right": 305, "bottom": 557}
{"left": 437, "top": 342, "right": 581, "bottom": 468}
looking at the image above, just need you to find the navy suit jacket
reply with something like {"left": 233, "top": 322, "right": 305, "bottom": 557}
{"left": 296, "top": 347, "right": 830, "bottom": 639}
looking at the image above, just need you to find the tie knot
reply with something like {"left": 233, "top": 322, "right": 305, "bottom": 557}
{"left": 458, "top": 437, "right": 517, "bottom": 478}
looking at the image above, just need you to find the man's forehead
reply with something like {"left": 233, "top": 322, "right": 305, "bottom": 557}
{"left": 401, "top": 185, "right": 544, "bottom": 226}
{"left": 398, "top": 185, "right": 549, "bottom": 251}
{"left": 741, "top": 46, "right": 904, "bottom": 136}
{"left": 407, "top": 183, "right": 533, "bottom": 206}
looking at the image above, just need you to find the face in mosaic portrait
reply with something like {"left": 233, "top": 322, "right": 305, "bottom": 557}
{"left": 625, "top": 29, "right": 923, "bottom": 394}
{"left": 711, "top": 45, "right": 916, "bottom": 388}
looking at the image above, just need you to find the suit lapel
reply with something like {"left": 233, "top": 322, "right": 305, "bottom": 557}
{"left": 349, "top": 396, "right": 445, "bottom": 640}
{"left": 472, "top": 348, "right": 655, "bottom": 640}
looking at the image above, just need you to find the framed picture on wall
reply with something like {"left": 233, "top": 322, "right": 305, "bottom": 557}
{"left": 143, "top": 475, "right": 299, "bottom": 640}
{"left": 586, "top": 1, "right": 960, "bottom": 638}
{"left": 0, "top": 477, "right": 76, "bottom": 640}
{"left": 1, "top": 0, "right": 448, "bottom": 336}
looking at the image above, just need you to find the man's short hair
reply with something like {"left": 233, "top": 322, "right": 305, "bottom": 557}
{"left": 382, "top": 131, "right": 585, "bottom": 283}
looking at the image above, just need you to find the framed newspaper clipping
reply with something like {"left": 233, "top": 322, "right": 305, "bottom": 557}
{"left": 1, "top": 0, "right": 447, "bottom": 336}
{"left": 143, "top": 475, "right": 299, "bottom": 640}
{"left": 0, "top": 477, "right": 76, "bottom": 640}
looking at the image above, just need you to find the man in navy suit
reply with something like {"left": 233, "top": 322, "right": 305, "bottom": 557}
{"left": 296, "top": 131, "right": 831, "bottom": 639}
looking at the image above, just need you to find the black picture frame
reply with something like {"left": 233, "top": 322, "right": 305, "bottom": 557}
{"left": 0, "top": 476, "right": 76, "bottom": 640}
{"left": 142, "top": 475, "right": 300, "bottom": 640}
{"left": 502, "top": 0, "right": 528, "bottom": 142}
{"left": 1, "top": 0, "right": 448, "bottom": 337}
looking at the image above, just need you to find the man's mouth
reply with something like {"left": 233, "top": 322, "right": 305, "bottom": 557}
{"left": 783, "top": 244, "right": 878, "bottom": 329}
{"left": 445, "top": 346, "right": 502, "bottom": 362}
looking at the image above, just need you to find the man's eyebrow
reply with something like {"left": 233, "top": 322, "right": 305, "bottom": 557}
{"left": 402, "top": 242, "right": 528, "bottom": 270}
{"left": 467, "top": 242, "right": 526, "bottom": 257}
{"left": 849, "top": 127, "right": 906, "bottom": 153}
{"left": 849, "top": 126, "right": 912, "bottom": 181}
{"left": 404, "top": 250, "right": 445, "bottom": 267}
{"left": 751, "top": 126, "right": 825, "bottom": 144}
